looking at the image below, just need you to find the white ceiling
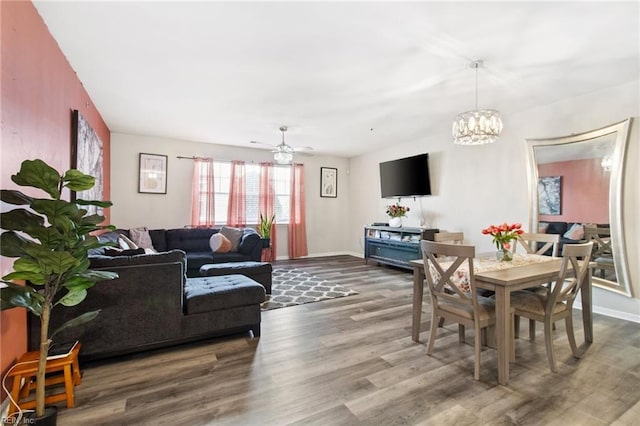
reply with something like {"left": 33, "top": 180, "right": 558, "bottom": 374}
{"left": 33, "top": 1, "right": 639, "bottom": 158}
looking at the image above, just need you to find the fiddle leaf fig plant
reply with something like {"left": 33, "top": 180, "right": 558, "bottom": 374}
{"left": 0, "top": 159, "right": 118, "bottom": 418}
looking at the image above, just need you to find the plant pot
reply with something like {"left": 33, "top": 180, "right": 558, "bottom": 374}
{"left": 261, "top": 238, "right": 271, "bottom": 248}
{"left": 22, "top": 406, "right": 58, "bottom": 426}
{"left": 388, "top": 217, "right": 402, "bottom": 228}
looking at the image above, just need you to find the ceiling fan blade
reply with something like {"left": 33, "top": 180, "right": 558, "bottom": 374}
{"left": 249, "top": 140, "right": 276, "bottom": 149}
{"left": 293, "top": 146, "right": 314, "bottom": 152}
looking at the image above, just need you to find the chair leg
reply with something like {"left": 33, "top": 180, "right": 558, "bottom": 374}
{"left": 511, "top": 314, "right": 516, "bottom": 362}
{"left": 474, "top": 324, "right": 482, "bottom": 381}
{"left": 427, "top": 312, "right": 439, "bottom": 355}
{"left": 438, "top": 317, "right": 445, "bottom": 328}
{"left": 458, "top": 324, "right": 465, "bottom": 343}
{"left": 529, "top": 319, "right": 536, "bottom": 341}
{"left": 543, "top": 317, "right": 557, "bottom": 373}
{"left": 514, "top": 316, "right": 520, "bottom": 339}
{"left": 565, "top": 314, "right": 580, "bottom": 358}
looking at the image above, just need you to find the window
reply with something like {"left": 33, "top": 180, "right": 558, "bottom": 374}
{"left": 199, "top": 161, "right": 290, "bottom": 225}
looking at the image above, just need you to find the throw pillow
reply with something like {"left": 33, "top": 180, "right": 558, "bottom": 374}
{"left": 130, "top": 227, "right": 156, "bottom": 250}
{"left": 563, "top": 223, "right": 585, "bottom": 241}
{"left": 219, "top": 226, "right": 243, "bottom": 252}
{"left": 209, "top": 233, "right": 232, "bottom": 253}
{"left": 538, "top": 222, "right": 550, "bottom": 233}
{"left": 104, "top": 248, "right": 146, "bottom": 257}
{"left": 118, "top": 234, "right": 139, "bottom": 250}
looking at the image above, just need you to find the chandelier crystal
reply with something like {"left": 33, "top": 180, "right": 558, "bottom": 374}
{"left": 453, "top": 60, "right": 503, "bottom": 145}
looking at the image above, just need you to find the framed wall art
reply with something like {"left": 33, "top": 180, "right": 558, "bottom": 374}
{"left": 71, "top": 109, "right": 103, "bottom": 214}
{"left": 139, "top": 153, "right": 168, "bottom": 194}
{"left": 320, "top": 167, "right": 337, "bottom": 198}
{"left": 538, "top": 176, "right": 562, "bottom": 215}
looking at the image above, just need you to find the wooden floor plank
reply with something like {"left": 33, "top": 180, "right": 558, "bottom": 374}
{"left": 50, "top": 255, "right": 640, "bottom": 425}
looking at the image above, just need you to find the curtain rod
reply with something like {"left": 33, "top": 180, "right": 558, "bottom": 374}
{"left": 177, "top": 156, "right": 292, "bottom": 165}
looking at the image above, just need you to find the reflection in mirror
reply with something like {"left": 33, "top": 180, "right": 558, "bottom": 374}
{"left": 526, "top": 119, "right": 632, "bottom": 296}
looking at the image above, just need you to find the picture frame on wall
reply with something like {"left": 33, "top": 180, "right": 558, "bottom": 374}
{"left": 139, "top": 153, "right": 168, "bottom": 194}
{"left": 71, "top": 109, "right": 103, "bottom": 215}
{"left": 320, "top": 167, "right": 337, "bottom": 198}
{"left": 538, "top": 176, "right": 562, "bottom": 215}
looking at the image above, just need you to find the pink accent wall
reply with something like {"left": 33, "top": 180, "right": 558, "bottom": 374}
{"left": 1, "top": 0, "right": 111, "bottom": 384}
{"left": 538, "top": 158, "right": 609, "bottom": 223}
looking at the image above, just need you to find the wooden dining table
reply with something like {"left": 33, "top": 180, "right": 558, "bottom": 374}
{"left": 410, "top": 255, "right": 594, "bottom": 385}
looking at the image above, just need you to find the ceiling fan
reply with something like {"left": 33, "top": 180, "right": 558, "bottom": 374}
{"left": 250, "top": 126, "right": 314, "bottom": 164}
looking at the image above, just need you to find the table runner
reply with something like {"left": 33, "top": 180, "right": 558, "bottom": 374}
{"left": 428, "top": 253, "right": 556, "bottom": 293}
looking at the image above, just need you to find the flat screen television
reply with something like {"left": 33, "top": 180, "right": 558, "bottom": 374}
{"left": 379, "top": 153, "right": 432, "bottom": 198}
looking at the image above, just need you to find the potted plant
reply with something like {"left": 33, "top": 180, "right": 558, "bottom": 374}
{"left": 257, "top": 213, "right": 275, "bottom": 248}
{"left": 0, "top": 159, "right": 118, "bottom": 424}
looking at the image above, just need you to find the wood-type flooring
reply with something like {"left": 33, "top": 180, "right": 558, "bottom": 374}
{"left": 53, "top": 255, "right": 640, "bottom": 425}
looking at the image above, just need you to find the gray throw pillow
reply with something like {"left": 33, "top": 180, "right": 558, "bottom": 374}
{"left": 130, "top": 227, "right": 156, "bottom": 250}
{"left": 219, "top": 226, "right": 243, "bottom": 252}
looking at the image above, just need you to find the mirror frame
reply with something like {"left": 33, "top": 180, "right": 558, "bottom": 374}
{"left": 525, "top": 118, "right": 633, "bottom": 296}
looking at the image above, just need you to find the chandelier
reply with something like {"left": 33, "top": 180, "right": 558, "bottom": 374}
{"left": 273, "top": 126, "right": 294, "bottom": 165}
{"left": 601, "top": 154, "right": 613, "bottom": 172}
{"left": 452, "top": 60, "right": 503, "bottom": 145}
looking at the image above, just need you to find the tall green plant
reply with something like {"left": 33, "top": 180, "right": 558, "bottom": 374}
{"left": 258, "top": 213, "right": 275, "bottom": 239}
{"left": 0, "top": 159, "right": 118, "bottom": 418}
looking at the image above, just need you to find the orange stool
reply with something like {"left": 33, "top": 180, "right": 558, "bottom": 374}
{"left": 7, "top": 343, "right": 82, "bottom": 416}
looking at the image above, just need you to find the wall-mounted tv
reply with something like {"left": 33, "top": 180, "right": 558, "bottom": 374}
{"left": 379, "top": 153, "right": 432, "bottom": 198}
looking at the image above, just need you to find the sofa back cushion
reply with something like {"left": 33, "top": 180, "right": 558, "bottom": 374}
{"left": 166, "top": 228, "right": 217, "bottom": 252}
{"left": 542, "top": 221, "right": 568, "bottom": 235}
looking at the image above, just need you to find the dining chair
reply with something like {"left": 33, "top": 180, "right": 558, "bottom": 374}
{"left": 511, "top": 241, "right": 593, "bottom": 373}
{"left": 513, "top": 232, "right": 560, "bottom": 257}
{"left": 433, "top": 232, "right": 464, "bottom": 245}
{"left": 420, "top": 240, "right": 508, "bottom": 380}
{"left": 584, "top": 226, "right": 614, "bottom": 279}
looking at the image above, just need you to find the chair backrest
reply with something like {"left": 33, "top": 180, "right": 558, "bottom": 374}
{"left": 584, "top": 226, "right": 611, "bottom": 257}
{"left": 433, "top": 232, "right": 464, "bottom": 245}
{"left": 547, "top": 242, "right": 593, "bottom": 312}
{"left": 514, "top": 232, "right": 560, "bottom": 257}
{"left": 420, "top": 240, "right": 477, "bottom": 310}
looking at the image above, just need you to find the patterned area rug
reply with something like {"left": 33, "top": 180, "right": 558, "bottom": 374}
{"left": 261, "top": 268, "right": 359, "bottom": 311}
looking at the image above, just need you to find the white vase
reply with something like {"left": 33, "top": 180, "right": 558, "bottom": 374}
{"left": 388, "top": 217, "right": 402, "bottom": 228}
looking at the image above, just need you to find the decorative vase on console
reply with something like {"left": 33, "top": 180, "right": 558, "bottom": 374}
{"left": 388, "top": 216, "right": 402, "bottom": 228}
{"left": 386, "top": 202, "right": 409, "bottom": 228}
{"left": 482, "top": 222, "right": 523, "bottom": 262}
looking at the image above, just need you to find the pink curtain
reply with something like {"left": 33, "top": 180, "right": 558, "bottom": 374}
{"left": 227, "top": 160, "right": 246, "bottom": 227}
{"left": 288, "top": 163, "right": 308, "bottom": 258}
{"left": 191, "top": 157, "right": 215, "bottom": 227}
{"left": 259, "top": 162, "right": 276, "bottom": 262}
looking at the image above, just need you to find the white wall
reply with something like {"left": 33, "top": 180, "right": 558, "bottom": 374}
{"left": 347, "top": 80, "right": 640, "bottom": 321}
{"left": 110, "top": 133, "right": 350, "bottom": 259}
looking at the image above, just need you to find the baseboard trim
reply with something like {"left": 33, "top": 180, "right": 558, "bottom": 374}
{"left": 274, "top": 251, "right": 363, "bottom": 260}
{"left": 575, "top": 303, "right": 640, "bottom": 324}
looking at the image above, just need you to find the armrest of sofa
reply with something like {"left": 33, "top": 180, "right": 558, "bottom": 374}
{"left": 29, "top": 250, "right": 188, "bottom": 360}
{"left": 237, "top": 229, "right": 262, "bottom": 261}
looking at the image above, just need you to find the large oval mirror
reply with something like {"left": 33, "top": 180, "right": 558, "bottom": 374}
{"left": 526, "top": 119, "right": 633, "bottom": 296}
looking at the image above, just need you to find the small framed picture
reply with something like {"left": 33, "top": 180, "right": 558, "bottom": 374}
{"left": 139, "top": 153, "right": 167, "bottom": 194}
{"left": 320, "top": 167, "right": 337, "bottom": 198}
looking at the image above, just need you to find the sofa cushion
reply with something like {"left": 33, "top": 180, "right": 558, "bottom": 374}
{"left": 209, "top": 233, "right": 231, "bottom": 253}
{"left": 89, "top": 249, "right": 186, "bottom": 269}
{"left": 130, "top": 227, "right": 156, "bottom": 250}
{"left": 104, "top": 247, "right": 146, "bottom": 256}
{"left": 184, "top": 275, "right": 266, "bottom": 314}
{"left": 220, "top": 226, "right": 243, "bottom": 252}
{"left": 563, "top": 223, "right": 585, "bottom": 240}
{"left": 237, "top": 229, "right": 260, "bottom": 255}
{"left": 543, "top": 221, "right": 568, "bottom": 235}
{"left": 88, "top": 231, "right": 120, "bottom": 256}
{"left": 166, "top": 228, "right": 216, "bottom": 252}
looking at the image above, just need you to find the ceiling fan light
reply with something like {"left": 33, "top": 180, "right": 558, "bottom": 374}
{"left": 274, "top": 146, "right": 293, "bottom": 164}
